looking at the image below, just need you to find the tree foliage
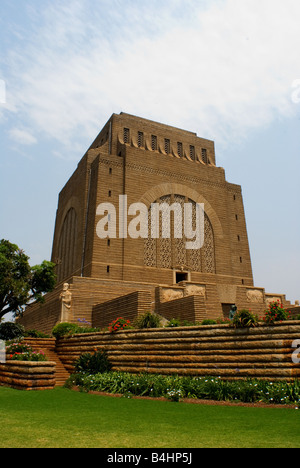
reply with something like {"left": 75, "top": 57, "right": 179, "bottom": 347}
{"left": 0, "top": 239, "right": 56, "bottom": 320}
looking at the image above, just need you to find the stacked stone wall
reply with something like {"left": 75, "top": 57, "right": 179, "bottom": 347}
{"left": 0, "top": 361, "right": 56, "bottom": 390}
{"left": 55, "top": 322, "right": 300, "bottom": 381}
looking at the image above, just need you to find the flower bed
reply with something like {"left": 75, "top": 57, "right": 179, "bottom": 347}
{"left": 6, "top": 341, "right": 47, "bottom": 362}
{"left": 67, "top": 371, "right": 300, "bottom": 406}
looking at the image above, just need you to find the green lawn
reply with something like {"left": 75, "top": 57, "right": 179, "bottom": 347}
{"left": 0, "top": 387, "right": 299, "bottom": 448}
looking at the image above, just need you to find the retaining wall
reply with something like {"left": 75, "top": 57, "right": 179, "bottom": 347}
{"left": 92, "top": 290, "right": 152, "bottom": 328}
{"left": 0, "top": 361, "right": 56, "bottom": 390}
{"left": 55, "top": 321, "right": 300, "bottom": 381}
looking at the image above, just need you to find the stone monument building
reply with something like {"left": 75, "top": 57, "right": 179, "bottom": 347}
{"left": 19, "top": 113, "right": 290, "bottom": 333}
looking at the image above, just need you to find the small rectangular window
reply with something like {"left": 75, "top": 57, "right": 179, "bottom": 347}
{"left": 177, "top": 142, "right": 183, "bottom": 158}
{"left": 138, "top": 131, "right": 144, "bottom": 148}
{"left": 202, "top": 148, "right": 207, "bottom": 163}
{"left": 164, "top": 138, "right": 170, "bottom": 154}
{"left": 151, "top": 135, "right": 157, "bottom": 151}
{"left": 190, "top": 145, "right": 195, "bottom": 161}
{"left": 124, "top": 128, "right": 130, "bottom": 144}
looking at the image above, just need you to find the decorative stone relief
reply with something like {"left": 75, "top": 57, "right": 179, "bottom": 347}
{"left": 184, "top": 284, "right": 206, "bottom": 297}
{"left": 246, "top": 289, "right": 264, "bottom": 303}
{"left": 160, "top": 287, "right": 184, "bottom": 303}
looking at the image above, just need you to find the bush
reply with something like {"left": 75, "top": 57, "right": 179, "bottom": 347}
{"left": 201, "top": 319, "right": 217, "bottom": 325}
{"left": 6, "top": 341, "right": 32, "bottom": 354}
{"left": 108, "top": 317, "right": 132, "bottom": 333}
{"left": 52, "top": 322, "right": 80, "bottom": 339}
{"left": 24, "top": 329, "right": 50, "bottom": 338}
{"left": 231, "top": 309, "right": 259, "bottom": 328}
{"left": 74, "top": 349, "right": 112, "bottom": 375}
{"left": 0, "top": 322, "right": 25, "bottom": 341}
{"left": 263, "top": 301, "right": 290, "bottom": 325}
{"left": 66, "top": 372, "right": 300, "bottom": 405}
{"left": 166, "top": 318, "right": 181, "bottom": 328}
{"left": 6, "top": 340, "right": 47, "bottom": 361}
{"left": 75, "top": 318, "right": 101, "bottom": 333}
{"left": 134, "top": 311, "right": 161, "bottom": 329}
{"left": 9, "top": 350, "right": 47, "bottom": 361}
{"left": 165, "top": 318, "right": 201, "bottom": 328}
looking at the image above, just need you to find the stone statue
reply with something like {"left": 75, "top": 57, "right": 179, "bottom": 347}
{"left": 60, "top": 283, "right": 72, "bottom": 323}
{"left": 229, "top": 304, "right": 237, "bottom": 320}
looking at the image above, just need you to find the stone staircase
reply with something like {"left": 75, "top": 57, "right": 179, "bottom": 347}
{"left": 25, "top": 338, "right": 70, "bottom": 387}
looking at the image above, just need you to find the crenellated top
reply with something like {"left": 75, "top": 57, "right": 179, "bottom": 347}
{"left": 89, "top": 112, "right": 216, "bottom": 166}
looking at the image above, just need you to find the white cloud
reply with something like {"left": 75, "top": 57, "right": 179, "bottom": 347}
{"left": 9, "top": 127, "right": 37, "bottom": 145}
{"left": 2, "top": 0, "right": 300, "bottom": 157}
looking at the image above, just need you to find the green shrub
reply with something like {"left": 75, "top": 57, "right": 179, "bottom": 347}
{"left": 231, "top": 309, "right": 259, "bottom": 328}
{"left": 166, "top": 318, "right": 181, "bottom": 328}
{"left": 66, "top": 372, "right": 300, "bottom": 405}
{"left": 10, "top": 351, "right": 47, "bottom": 362}
{"left": 263, "top": 301, "right": 290, "bottom": 325}
{"left": 108, "top": 317, "right": 132, "bottom": 333}
{"left": 74, "top": 349, "right": 112, "bottom": 375}
{"left": 76, "top": 318, "right": 101, "bottom": 333}
{"left": 52, "top": 322, "right": 80, "bottom": 339}
{"left": 6, "top": 340, "right": 47, "bottom": 361}
{"left": 165, "top": 319, "right": 200, "bottom": 328}
{"left": 0, "top": 322, "right": 25, "bottom": 341}
{"left": 201, "top": 319, "right": 217, "bottom": 325}
{"left": 6, "top": 341, "right": 32, "bottom": 354}
{"left": 134, "top": 311, "right": 161, "bottom": 329}
{"left": 9, "top": 350, "right": 47, "bottom": 361}
{"left": 24, "top": 329, "right": 50, "bottom": 338}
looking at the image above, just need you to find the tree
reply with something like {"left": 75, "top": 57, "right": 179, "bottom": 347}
{"left": 0, "top": 239, "right": 56, "bottom": 320}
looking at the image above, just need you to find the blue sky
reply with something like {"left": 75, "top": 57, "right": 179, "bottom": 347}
{"left": 0, "top": 0, "right": 299, "bottom": 306}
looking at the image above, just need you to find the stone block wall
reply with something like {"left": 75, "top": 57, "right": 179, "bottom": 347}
{"left": 92, "top": 290, "right": 152, "bottom": 328}
{"left": 288, "top": 306, "right": 300, "bottom": 319}
{"left": 157, "top": 295, "right": 207, "bottom": 323}
{"left": 0, "top": 361, "right": 56, "bottom": 390}
{"left": 55, "top": 322, "right": 300, "bottom": 381}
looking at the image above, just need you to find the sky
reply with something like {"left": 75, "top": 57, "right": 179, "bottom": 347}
{"left": 0, "top": 0, "right": 299, "bottom": 310}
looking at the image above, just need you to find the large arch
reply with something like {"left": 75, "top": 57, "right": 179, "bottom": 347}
{"left": 141, "top": 183, "right": 221, "bottom": 274}
{"left": 139, "top": 182, "right": 224, "bottom": 240}
{"left": 56, "top": 207, "right": 78, "bottom": 283}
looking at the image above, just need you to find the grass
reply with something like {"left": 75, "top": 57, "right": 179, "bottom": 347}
{"left": 0, "top": 386, "right": 299, "bottom": 448}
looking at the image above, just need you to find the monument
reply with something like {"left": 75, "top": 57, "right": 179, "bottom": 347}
{"left": 19, "top": 113, "right": 292, "bottom": 333}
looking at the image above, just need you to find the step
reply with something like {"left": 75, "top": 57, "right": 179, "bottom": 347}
{"left": 26, "top": 343, "right": 70, "bottom": 387}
